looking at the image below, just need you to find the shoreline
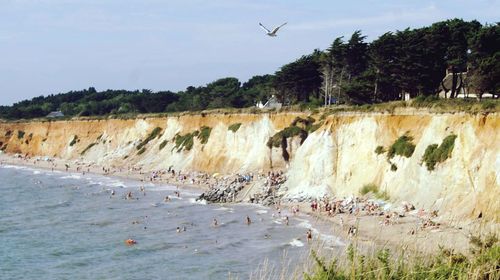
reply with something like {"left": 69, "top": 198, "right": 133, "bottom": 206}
{"left": 0, "top": 152, "right": 477, "bottom": 256}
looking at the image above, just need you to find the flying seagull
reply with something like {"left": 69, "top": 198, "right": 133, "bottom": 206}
{"left": 259, "top": 22, "right": 287, "bottom": 37}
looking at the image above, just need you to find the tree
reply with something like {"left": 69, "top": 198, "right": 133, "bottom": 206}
{"left": 469, "top": 23, "right": 500, "bottom": 98}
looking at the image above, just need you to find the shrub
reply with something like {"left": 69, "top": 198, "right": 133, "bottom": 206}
{"left": 69, "top": 135, "right": 79, "bottom": 146}
{"left": 304, "top": 235, "right": 499, "bottom": 280}
{"left": 136, "top": 127, "right": 162, "bottom": 150}
{"left": 228, "top": 123, "right": 242, "bottom": 133}
{"left": 360, "top": 183, "right": 379, "bottom": 195}
{"left": 309, "top": 122, "right": 323, "bottom": 133}
{"left": 17, "top": 130, "right": 25, "bottom": 139}
{"left": 422, "top": 134, "right": 457, "bottom": 171}
{"left": 375, "top": 146, "right": 386, "bottom": 155}
{"left": 390, "top": 163, "right": 398, "bottom": 171}
{"left": 137, "top": 147, "right": 146, "bottom": 155}
{"left": 197, "top": 126, "right": 212, "bottom": 144}
{"left": 174, "top": 132, "right": 196, "bottom": 152}
{"left": 159, "top": 140, "right": 168, "bottom": 150}
{"left": 80, "top": 143, "right": 97, "bottom": 155}
{"left": 387, "top": 133, "right": 415, "bottom": 159}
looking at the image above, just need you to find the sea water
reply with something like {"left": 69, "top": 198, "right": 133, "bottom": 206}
{"left": 0, "top": 165, "right": 344, "bottom": 279}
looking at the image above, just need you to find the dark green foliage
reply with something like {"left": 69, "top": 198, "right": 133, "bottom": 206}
{"left": 197, "top": 126, "right": 212, "bottom": 144}
{"left": 309, "top": 122, "right": 323, "bottom": 133}
{"left": 136, "top": 127, "right": 162, "bottom": 151}
{"left": 387, "top": 134, "right": 416, "bottom": 159}
{"left": 422, "top": 135, "right": 457, "bottom": 171}
{"left": 80, "top": 143, "right": 97, "bottom": 155}
{"left": 69, "top": 135, "right": 79, "bottom": 146}
{"left": 159, "top": 140, "right": 168, "bottom": 150}
{"left": 273, "top": 50, "right": 323, "bottom": 104}
{"left": 266, "top": 117, "right": 321, "bottom": 161}
{"left": 137, "top": 147, "right": 146, "bottom": 155}
{"left": 374, "top": 146, "right": 386, "bottom": 155}
{"left": 174, "top": 132, "right": 195, "bottom": 152}
{"left": 390, "top": 163, "right": 398, "bottom": 171}
{"left": 228, "top": 123, "right": 242, "bottom": 133}
{"left": 267, "top": 126, "right": 303, "bottom": 148}
{"left": 17, "top": 130, "right": 25, "bottom": 139}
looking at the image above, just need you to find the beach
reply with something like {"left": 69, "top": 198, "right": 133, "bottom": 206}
{"left": 0, "top": 152, "right": 477, "bottom": 258}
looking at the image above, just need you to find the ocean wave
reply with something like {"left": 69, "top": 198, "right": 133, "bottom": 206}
{"left": 214, "top": 206, "right": 233, "bottom": 211}
{"left": 60, "top": 174, "right": 82, "bottom": 180}
{"left": 188, "top": 198, "right": 207, "bottom": 205}
{"left": 255, "top": 210, "right": 268, "bottom": 215}
{"left": 1, "top": 165, "right": 26, "bottom": 170}
{"left": 288, "top": 239, "right": 305, "bottom": 247}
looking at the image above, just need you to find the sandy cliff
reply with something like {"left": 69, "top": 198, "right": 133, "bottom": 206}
{"left": 0, "top": 112, "right": 498, "bottom": 226}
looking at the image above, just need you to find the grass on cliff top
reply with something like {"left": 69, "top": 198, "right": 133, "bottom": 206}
{"left": 422, "top": 134, "right": 457, "bottom": 171}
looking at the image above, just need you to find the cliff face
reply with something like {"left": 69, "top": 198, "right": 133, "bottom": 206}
{"left": 0, "top": 112, "right": 498, "bottom": 224}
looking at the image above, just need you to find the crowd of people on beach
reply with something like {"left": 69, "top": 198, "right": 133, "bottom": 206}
{"left": 1, "top": 152, "right": 445, "bottom": 247}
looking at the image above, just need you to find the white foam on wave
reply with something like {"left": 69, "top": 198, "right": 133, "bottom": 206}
{"left": 214, "top": 207, "right": 233, "bottom": 211}
{"left": 1, "top": 165, "right": 26, "bottom": 170}
{"left": 289, "top": 239, "right": 305, "bottom": 247}
{"left": 188, "top": 198, "right": 207, "bottom": 205}
{"left": 294, "top": 218, "right": 345, "bottom": 246}
{"left": 255, "top": 210, "right": 268, "bottom": 215}
{"left": 60, "top": 174, "right": 82, "bottom": 180}
{"left": 273, "top": 219, "right": 283, "bottom": 225}
{"left": 33, "top": 170, "right": 41, "bottom": 174}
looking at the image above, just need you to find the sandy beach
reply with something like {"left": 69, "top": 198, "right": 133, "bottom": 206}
{"left": 0, "top": 152, "right": 480, "bottom": 256}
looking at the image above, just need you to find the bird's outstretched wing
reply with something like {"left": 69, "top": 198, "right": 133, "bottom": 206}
{"left": 271, "top": 22, "right": 287, "bottom": 34}
{"left": 259, "top": 23, "right": 271, "bottom": 33}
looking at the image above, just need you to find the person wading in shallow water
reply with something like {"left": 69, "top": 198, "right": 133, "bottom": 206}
{"left": 212, "top": 218, "right": 218, "bottom": 227}
{"left": 246, "top": 215, "right": 252, "bottom": 225}
{"left": 306, "top": 229, "right": 312, "bottom": 243}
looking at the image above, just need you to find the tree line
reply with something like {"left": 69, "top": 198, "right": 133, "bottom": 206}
{"left": 0, "top": 19, "right": 497, "bottom": 119}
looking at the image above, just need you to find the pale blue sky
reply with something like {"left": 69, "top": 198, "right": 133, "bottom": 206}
{"left": 0, "top": 0, "right": 498, "bottom": 105}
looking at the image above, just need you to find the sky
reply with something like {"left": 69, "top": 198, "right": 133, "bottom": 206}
{"left": 0, "top": 0, "right": 498, "bottom": 105}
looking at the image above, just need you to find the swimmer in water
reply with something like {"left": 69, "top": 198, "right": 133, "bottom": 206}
{"left": 212, "top": 218, "right": 218, "bottom": 227}
{"left": 176, "top": 227, "right": 181, "bottom": 233}
{"left": 284, "top": 216, "right": 289, "bottom": 226}
{"left": 164, "top": 195, "right": 170, "bottom": 202}
{"left": 306, "top": 229, "right": 312, "bottom": 243}
{"left": 126, "top": 191, "right": 132, "bottom": 200}
{"left": 111, "top": 190, "right": 115, "bottom": 196}
{"left": 246, "top": 215, "right": 251, "bottom": 225}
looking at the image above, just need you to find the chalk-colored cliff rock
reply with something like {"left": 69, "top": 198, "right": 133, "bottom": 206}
{"left": 0, "top": 112, "right": 498, "bottom": 225}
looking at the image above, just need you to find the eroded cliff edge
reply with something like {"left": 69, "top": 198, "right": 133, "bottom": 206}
{"left": 0, "top": 111, "right": 498, "bottom": 226}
